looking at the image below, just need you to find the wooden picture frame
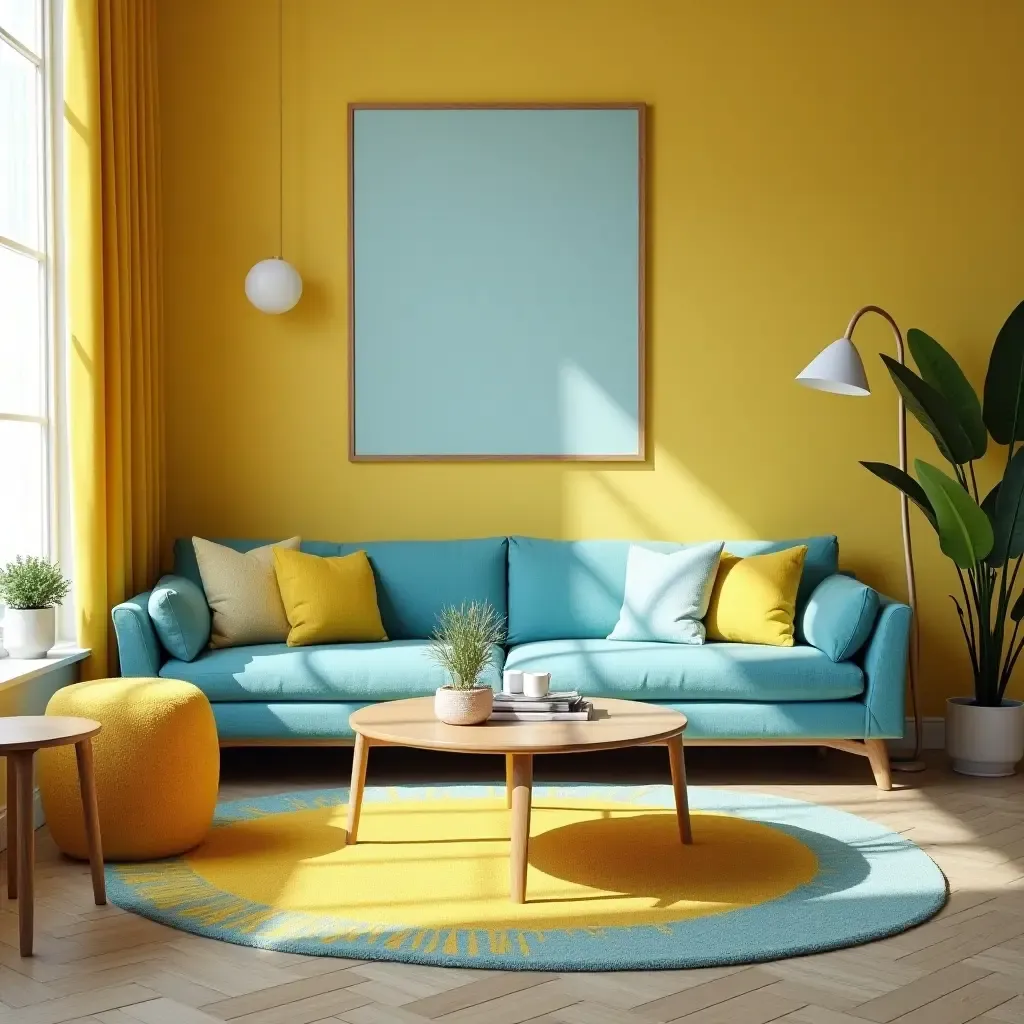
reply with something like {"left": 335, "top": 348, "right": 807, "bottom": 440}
{"left": 348, "top": 102, "right": 647, "bottom": 462}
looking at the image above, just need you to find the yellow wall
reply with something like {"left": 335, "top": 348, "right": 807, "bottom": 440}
{"left": 157, "top": 0, "right": 1024, "bottom": 716}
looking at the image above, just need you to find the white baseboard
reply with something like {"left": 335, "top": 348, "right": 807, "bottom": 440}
{"left": 0, "top": 789, "right": 46, "bottom": 852}
{"left": 888, "top": 717, "right": 945, "bottom": 752}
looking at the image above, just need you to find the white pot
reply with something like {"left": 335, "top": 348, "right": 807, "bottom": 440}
{"left": 2, "top": 607, "right": 56, "bottom": 659}
{"left": 946, "top": 697, "right": 1024, "bottom": 777}
{"left": 434, "top": 685, "right": 493, "bottom": 726}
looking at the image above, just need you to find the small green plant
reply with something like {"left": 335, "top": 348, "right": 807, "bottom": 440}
{"left": 427, "top": 601, "right": 506, "bottom": 690}
{"left": 0, "top": 556, "right": 71, "bottom": 610}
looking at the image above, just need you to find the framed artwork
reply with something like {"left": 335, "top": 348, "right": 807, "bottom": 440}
{"left": 348, "top": 103, "right": 646, "bottom": 461}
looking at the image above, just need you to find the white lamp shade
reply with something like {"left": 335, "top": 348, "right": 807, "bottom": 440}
{"left": 796, "top": 337, "right": 870, "bottom": 396}
{"left": 245, "top": 258, "right": 303, "bottom": 314}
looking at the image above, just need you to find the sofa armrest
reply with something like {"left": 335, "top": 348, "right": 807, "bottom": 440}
{"left": 112, "top": 591, "right": 165, "bottom": 677}
{"left": 859, "top": 596, "right": 912, "bottom": 737}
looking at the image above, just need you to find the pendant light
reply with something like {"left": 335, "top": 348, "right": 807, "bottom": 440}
{"left": 245, "top": 0, "right": 302, "bottom": 314}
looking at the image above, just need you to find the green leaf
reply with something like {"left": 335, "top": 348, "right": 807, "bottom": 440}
{"left": 860, "top": 461, "right": 937, "bottom": 529}
{"left": 1012, "top": 588, "right": 1024, "bottom": 622}
{"left": 983, "top": 482, "right": 1000, "bottom": 524}
{"left": 984, "top": 299, "right": 1024, "bottom": 443}
{"left": 988, "top": 448, "right": 1024, "bottom": 565}
{"left": 882, "top": 354, "right": 975, "bottom": 465}
{"left": 908, "top": 328, "right": 987, "bottom": 459}
{"left": 915, "top": 459, "right": 994, "bottom": 567}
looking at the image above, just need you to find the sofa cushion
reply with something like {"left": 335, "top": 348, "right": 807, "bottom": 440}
{"left": 159, "top": 639, "right": 505, "bottom": 702}
{"left": 175, "top": 537, "right": 508, "bottom": 641}
{"left": 274, "top": 548, "right": 388, "bottom": 646}
{"left": 507, "top": 536, "right": 838, "bottom": 644}
{"left": 802, "top": 575, "right": 880, "bottom": 662}
{"left": 607, "top": 541, "right": 723, "bottom": 644}
{"left": 504, "top": 638, "right": 863, "bottom": 702}
{"left": 148, "top": 575, "right": 210, "bottom": 662}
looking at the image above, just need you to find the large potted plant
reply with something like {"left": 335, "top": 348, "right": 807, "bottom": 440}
{"left": 428, "top": 601, "right": 505, "bottom": 725}
{"left": 864, "top": 300, "right": 1024, "bottom": 775}
{"left": 0, "top": 556, "right": 71, "bottom": 659}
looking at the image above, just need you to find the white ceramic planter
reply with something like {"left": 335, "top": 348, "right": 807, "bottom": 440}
{"left": 946, "top": 697, "right": 1024, "bottom": 777}
{"left": 434, "top": 685, "right": 493, "bottom": 726}
{"left": 2, "top": 607, "right": 56, "bottom": 660}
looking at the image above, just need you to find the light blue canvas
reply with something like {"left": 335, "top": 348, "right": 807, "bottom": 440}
{"left": 174, "top": 537, "right": 508, "bottom": 641}
{"left": 160, "top": 639, "right": 505, "bottom": 703}
{"left": 147, "top": 575, "right": 210, "bottom": 662}
{"left": 608, "top": 542, "right": 723, "bottom": 643}
{"left": 803, "top": 575, "right": 880, "bottom": 662}
{"left": 351, "top": 107, "right": 641, "bottom": 457}
{"left": 507, "top": 535, "right": 839, "bottom": 644}
{"left": 505, "top": 639, "right": 863, "bottom": 702}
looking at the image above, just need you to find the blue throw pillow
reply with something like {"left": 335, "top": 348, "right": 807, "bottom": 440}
{"left": 608, "top": 541, "right": 724, "bottom": 644}
{"left": 148, "top": 575, "right": 211, "bottom": 661}
{"left": 801, "top": 575, "right": 879, "bottom": 662}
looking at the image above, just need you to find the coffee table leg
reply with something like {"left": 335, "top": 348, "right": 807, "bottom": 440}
{"left": 505, "top": 754, "right": 513, "bottom": 809}
{"left": 347, "top": 733, "right": 369, "bottom": 844}
{"left": 6, "top": 754, "right": 17, "bottom": 900}
{"left": 509, "top": 753, "right": 533, "bottom": 903}
{"left": 667, "top": 734, "right": 693, "bottom": 845}
{"left": 14, "top": 752, "right": 34, "bottom": 955}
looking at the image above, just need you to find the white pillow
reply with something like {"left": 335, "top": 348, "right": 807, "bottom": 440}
{"left": 608, "top": 542, "right": 724, "bottom": 644}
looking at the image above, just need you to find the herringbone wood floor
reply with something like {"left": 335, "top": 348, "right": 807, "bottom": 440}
{"left": 2, "top": 746, "right": 1024, "bottom": 1024}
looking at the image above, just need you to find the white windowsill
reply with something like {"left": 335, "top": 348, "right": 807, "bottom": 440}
{"left": 0, "top": 643, "right": 90, "bottom": 691}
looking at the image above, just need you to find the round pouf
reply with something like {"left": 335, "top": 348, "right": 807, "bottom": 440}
{"left": 40, "top": 679, "right": 219, "bottom": 861}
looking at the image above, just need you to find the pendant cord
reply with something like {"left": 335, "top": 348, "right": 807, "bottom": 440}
{"left": 278, "top": 0, "right": 284, "bottom": 260}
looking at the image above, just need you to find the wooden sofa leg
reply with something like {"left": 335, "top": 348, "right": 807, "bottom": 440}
{"left": 864, "top": 739, "right": 892, "bottom": 791}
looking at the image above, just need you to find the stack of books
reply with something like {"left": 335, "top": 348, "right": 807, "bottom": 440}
{"left": 489, "top": 690, "right": 593, "bottom": 722}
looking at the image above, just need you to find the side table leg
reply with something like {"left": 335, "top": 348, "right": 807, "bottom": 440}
{"left": 505, "top": 754, "right": 513, "bottom": 809}
{"left": 667, "top": 734, "right": 693, "bottom": 845}
{"left": 14, "top": 752, "right": 35, "bottom": 955}
{"left": 509, "top": 753, "right": 533, "bottom": 903}
{"left": 347, "top": 733, "right": 369, "bottom": 844}
{"left": 6, "top": 754, "right": 17, "bottom": 900}
{"left": 76, "top": 739, "right": 107, "bottom": 905}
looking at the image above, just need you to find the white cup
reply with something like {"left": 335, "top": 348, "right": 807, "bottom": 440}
{"left": 522, "top": 671, "right": 550, "bottom": 698}
{"left": 502, "top": 670, "right": 524, "bottom": 695}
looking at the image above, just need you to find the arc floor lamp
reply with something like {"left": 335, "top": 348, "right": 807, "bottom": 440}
{"left": 797, "top": 305, "right": 925, "bottom": 772}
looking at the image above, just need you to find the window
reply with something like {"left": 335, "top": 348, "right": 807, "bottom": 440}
{"left": 0, "top": 0, "right": 55, "bottom": 572}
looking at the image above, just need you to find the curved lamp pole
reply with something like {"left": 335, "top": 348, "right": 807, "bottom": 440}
{"left": 797, "top": 305, "right": 925, "bottom": 772}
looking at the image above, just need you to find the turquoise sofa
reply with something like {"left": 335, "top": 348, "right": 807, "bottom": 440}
{"left": 112, "top": 535, "right": 910, "bottom": 788}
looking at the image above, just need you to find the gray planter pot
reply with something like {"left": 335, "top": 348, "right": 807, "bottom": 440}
{"left": 946, "top": 697, "right": 1024, "bottom": 777}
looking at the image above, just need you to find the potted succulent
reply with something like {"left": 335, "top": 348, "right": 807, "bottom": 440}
{"left": 864, "top": 300, "right": 1024, "bottom": 776}
{"left": 428, "top": 601, "right": 505, "bottom": 725}
{"left": 0, "top": 556, "right": 71, "bottom": 659}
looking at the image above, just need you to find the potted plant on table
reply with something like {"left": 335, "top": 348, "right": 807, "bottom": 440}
{"left": 864, "top": 300, "right": 1024, "bottom": 776}
{"left": 428, "top": 601, "right": 505, "bottom": 725}
{"left": 0, "top": 556, "right": 71, "bottom": 659}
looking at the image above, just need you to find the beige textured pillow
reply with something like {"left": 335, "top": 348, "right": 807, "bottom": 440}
{"left": 193, "top": 536, "right": 301, "bottom": 649}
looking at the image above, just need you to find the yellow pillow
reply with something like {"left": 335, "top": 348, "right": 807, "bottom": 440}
{"left": 273, "top": 548, "right": 388, "bottom": 646}
{"left": 705, "top": 546, "right": 808, "bottom": 647}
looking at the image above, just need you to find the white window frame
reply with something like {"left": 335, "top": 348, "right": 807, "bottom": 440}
{"left": 0, "top": 2, "right": 62, "bottom": 561}
{"left": 1, "top": 1, "right": 72, "bottom": 640}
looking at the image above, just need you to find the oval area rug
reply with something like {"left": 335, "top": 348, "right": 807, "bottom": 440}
{"left": 106, "top": 784, "right": 946, "bottom": 970}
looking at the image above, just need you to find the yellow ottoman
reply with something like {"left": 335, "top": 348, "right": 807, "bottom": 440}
{"left": 40, "top": 678, "right": 219, "bottom": 861}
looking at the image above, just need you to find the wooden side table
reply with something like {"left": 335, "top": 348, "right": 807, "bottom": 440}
{"left": 0, "top": 716, "right": 106, "bottom": 955}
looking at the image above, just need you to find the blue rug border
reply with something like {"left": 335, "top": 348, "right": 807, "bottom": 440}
{"left": 105, "top": 784, "right": 949, "bottom": 971}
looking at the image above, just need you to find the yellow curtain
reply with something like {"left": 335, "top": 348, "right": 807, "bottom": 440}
{"left": 66, "top": 0, "right": 164, "bottom": 678}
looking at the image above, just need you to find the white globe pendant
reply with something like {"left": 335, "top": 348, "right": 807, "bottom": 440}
{"left": 245, "top": 258, "right": 303, "bottom": 314}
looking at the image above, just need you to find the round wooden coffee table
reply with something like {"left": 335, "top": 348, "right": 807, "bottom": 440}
{"left": 346, "top": 696, "right": 690, "bottom": 903}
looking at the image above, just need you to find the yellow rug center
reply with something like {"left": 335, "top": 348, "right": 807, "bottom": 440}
{"left": 186, "top": 797, "right": 817, "bottom": 931}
